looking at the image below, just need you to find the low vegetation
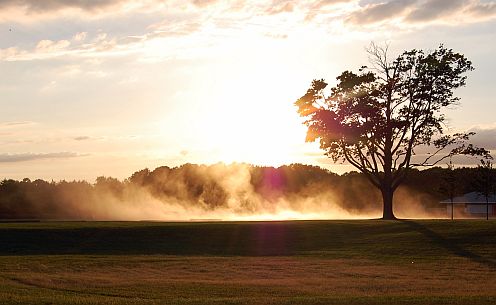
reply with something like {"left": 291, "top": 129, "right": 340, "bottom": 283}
{"left": 0, "top": 220, "right": 495, "bottom": 304}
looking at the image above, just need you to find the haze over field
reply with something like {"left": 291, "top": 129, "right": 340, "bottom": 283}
{"left": 2, "top": 163, "right": 472, "bottom": 220}
{"left": 0, "top": 0, "right": 495, "bottom": 181}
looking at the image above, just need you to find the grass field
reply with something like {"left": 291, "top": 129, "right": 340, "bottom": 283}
{"left": 0, "top": 220, "right": 495, "bottom": 304}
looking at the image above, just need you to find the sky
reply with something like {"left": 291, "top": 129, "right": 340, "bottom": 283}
{"left": 0, "top": 0, "right": 495, "bottom": 181}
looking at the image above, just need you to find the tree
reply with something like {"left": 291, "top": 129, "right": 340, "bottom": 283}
{"left": 295, "top": 44, "right": 490, "bottom": 219}
{"left": 473, "top": 160, "right": 495, "bottom": 220}
{"left": 439, "top": 158, "right": 458, "bottom": 220}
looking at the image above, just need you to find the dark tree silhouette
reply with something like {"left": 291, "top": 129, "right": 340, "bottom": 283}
{"left": 473, "top": 160, "right": 495, "bottom": 220}
{"left": 439, "top": 159, "right": 458, "bottom": 220}
{"left": 295, "top": 44, "right": 490, "bottom": 219}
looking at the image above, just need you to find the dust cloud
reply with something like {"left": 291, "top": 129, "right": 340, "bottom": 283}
{"left": 0, "top": 163, "right": 444, "bottom": 220}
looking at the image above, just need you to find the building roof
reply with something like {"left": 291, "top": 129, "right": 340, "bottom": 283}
{"left": 440, "top": 192, "right": 496, "bottom": 204}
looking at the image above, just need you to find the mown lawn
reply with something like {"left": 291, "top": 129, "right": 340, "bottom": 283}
{"left": 0, "top": 220, "right": 495, "bottom": 304}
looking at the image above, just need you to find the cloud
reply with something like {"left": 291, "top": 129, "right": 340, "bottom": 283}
{"left": 147, "top": 19, "right": 202, "bottom": 37}
{"left": 264, "top": 32, "right": 289, "bottom": 39}
{"left": 405, "top": 0, "right": 468, "bottom": 22}
{"left": 73, "top": 136, "right": 91, "bottom": 141}
{"left": 346, "top": 0, "right": 496, "bottom": 26}
{"left": 312, "top": 0, "right": 354, "bottom": 9}
{"left": 0, "top": 0, "right": 172, "bottom": 24}
{"left": 1, "top": 0, "right": 495, "bottom": 63}
{"left": 304, "top": 0, "right": 354, "bottom": 20}
{"left": 347, "top": 0, "right": 417, "bottom": 25}
{"left": 36, "top": 39, "right": 71, "bottom": 52}
{"left": 0, "top": 121, "right": 35, "bottom": 128}
{"left": 0, "top": 0, "right": 129, "bottom": 13}
{"left": 265, "top": 0, "right": 295, "bottom": 15}
{"left": 73, "top": 32, "right": 88, "bottom": 42}
{"left": 468, "top": 126, "right": 496, "bottom": 151}
{"left": 0, "top": 33, "right": 123, "bottom": 61}
{"left": 467, "top": 0, "right": 496, "bottom": 17}
{"left": 0, "top": 152, "right": 87, "bottom": 163}
{"left": 191, "top": 0, "right": 219, "bottom": 7}
{"left": 0, "top": 11, "right": 204, "bottom": 62}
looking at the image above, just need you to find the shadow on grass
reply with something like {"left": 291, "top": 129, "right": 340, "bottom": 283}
{"left": 400, "top": 220, "right": 496, "bottom": 269}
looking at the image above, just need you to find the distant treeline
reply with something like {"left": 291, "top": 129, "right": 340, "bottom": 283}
{"left": 0, "top": 163, "right": 494, "bottom": 219}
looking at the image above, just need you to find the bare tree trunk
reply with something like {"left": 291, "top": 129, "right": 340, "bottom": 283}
{"left": 451, "top": 198, "right": 454, "bottom": 220}
{"left": 487, "top": 198, "right": 489, "bottom": 220}
{"left": 381, "top": 187, "right": 397, "bottom": 220}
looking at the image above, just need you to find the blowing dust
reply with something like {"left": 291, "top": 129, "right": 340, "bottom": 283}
{"left": 0, "top": 163, "right": 444, "bottom": 220}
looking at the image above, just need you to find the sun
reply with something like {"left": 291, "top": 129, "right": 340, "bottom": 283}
{"left": 154, "top": 37, "right": 327, "bottom": 168}
{"left": 156, "top": 46, "right": 315, "bottom": 167}
{"left": 198, "top": 72, "right": 308, "bottom": 166}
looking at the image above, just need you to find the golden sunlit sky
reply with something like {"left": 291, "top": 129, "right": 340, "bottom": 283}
{"left": 1, "top": 0, "right": 495, "bottom": 181}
